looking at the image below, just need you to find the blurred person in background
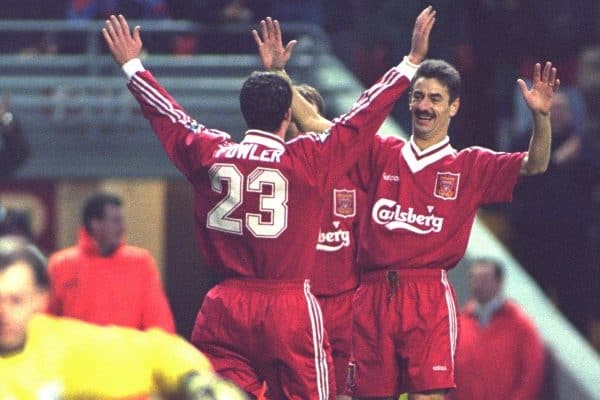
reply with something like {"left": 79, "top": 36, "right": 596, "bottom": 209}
{"left": 63, "top": 0, "right": 171, "bottom": 53}
{"left": 0, "top": 235, "right": 248, "bottom": 400}
{"left": 67, "top": 0, "right": 170, "bottom": 19}
{"left": 0, "top": 207, "right": 33, "bottom": 240}
{"left": 509, "top": 91, "right": 593, "bottom": 335}
{"left": 576, "top": 45, "right": 600, "bottom": 350}
{"left": 47, "top": 191, "right": 175, "bottom": 332}
{"left": 0, "top": 0, "right": 65, "bottom": 54}
{"left": 449, "top": 258, "right": 545, "bottom": 400}
{"left": 167, "top": 0, "right": 270, "bottom": 54}
{"left": 0, "top": 95, "right": 29, "bottom": 180}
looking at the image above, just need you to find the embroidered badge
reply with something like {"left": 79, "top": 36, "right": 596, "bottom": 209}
{"left": 434, "top": 172, "right": 460, "bottom": 200}
{"left": 333, "top": 189, "right": 356, "bottom": 218}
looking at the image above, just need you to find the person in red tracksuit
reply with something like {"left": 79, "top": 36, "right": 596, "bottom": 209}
{"left": 449, "top": 258, "right": 546, "bottom": 400}
{"left": 47, "top": 191, "right": 175, "bottom": 333}
{"left": 102, "top": 10, "right": 434, "bottom": 400}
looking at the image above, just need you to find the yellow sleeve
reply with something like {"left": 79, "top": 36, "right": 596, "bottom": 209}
{"left": 145, "top": 328, "right": 213, "bottom": 393}
{"left": 54, "top": 318, "right": 211, "bottom": 398}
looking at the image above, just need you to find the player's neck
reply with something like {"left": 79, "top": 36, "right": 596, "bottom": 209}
{"left": 411, "top": 132, "right": 449, "bottom": 151}
{"left": 272, "top": 126, "right": 287, "bottom": 141}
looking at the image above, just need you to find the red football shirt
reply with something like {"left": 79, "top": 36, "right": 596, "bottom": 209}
{"left": 127, "top": 61, "right": 416, "bottom": 279}
{"left": 310, "top": 174, "right": 365, "bottom": 296}
{"left": 355, "top": 135, "right": 526, "bottom": 271}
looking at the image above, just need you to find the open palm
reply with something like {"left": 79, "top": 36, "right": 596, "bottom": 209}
{"left": 252, "top": 17, "right": 297, "bottom": 71}
{"left": 518, "top": 62, "right": 560, "bottom": 116}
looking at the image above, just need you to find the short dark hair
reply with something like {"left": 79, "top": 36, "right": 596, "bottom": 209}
{"left": 295, "top": 84, "right": 325, "bottom": 116}
{"left": 0, "top": 235, "right": 49, "bottom": 289}
{"left": 469, "top": 257, "right": 505, "bottom": 281}
{"left": 240, "top": 71, "right": 292, "bottom": 132}
{"left": 411, "top": 59, "right": 461, "bottom": 103}
{"left": 0, "top": 207, "right": 33, "bottom": 239}
{"left": 82, "top": 192, "right": 122, "bottom": 233}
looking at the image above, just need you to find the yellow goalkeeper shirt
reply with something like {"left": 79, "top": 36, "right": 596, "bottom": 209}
{"left": 0, "top": 314, "right": 212, "bottom": 399}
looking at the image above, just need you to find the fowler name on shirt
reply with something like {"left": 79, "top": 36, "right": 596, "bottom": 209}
{"left": 215, "top": 144, "right": 283, "bottom": 163}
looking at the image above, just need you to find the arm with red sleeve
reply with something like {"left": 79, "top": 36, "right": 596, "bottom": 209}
{"left": 123, "top": 59, "right": 231, "bottom": 179}
{"left": 288, "top": 58, "right": 417, "bottom": 190}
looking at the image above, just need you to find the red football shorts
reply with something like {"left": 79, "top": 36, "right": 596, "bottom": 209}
{"left": 317, "top": 289, "right": 354, "bottom": 396}
{"left": 191, "top": 278, "right": 334, "bottom": 400}
{"left": 349, "top": 269, "right": 458, "bottom": 397}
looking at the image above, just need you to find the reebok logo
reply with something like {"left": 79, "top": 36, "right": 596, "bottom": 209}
{"left": 316, "top": 221, "right": 351, "bottom": 252}
{"left": 372, "top": 198, "right": 444, "bottom": 234}
{"left": 383, "top": 173, "right": 400, "bottom": 182}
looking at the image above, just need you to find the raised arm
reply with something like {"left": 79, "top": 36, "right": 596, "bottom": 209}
{"left": 102, "top": 15, "right": 230, "bottom": 179}
{"left": 518, "top": 61, "right": 560, "bottom": 176}
{"left": 253, "top": 7, "right": 436, "bottom": 133}
{"left": 252, "top": 17, "right": 332, "bottom": 133}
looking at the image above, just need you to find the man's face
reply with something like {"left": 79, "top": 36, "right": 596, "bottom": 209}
{"left": 409, "top": 77, "right": 459, "bottom": 141}
{"left": 91, "top": 204, "right": 125, "bottom": 252}
{"left": 0, "top": 261, "right": 47, "bottom": 353}
{"left": 469, "top": 262, "right": 501, "bottom": 304}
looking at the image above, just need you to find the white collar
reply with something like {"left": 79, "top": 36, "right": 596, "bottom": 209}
{"left": 242, "top": 130, "right": 285, "bottom": 151}
{"left": 401, "top": 135, "right": 455, "bottom": 173}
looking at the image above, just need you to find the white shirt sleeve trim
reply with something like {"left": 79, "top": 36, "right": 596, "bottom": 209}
{"left": 121, "top": 58, "right": 145, "bottom": 79}
{"left": 395, "top": 56, "right": 420, "bottom": 80}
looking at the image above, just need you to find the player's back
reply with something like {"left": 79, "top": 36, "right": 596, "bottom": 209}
{"left": 127, "top": 61, "right": 417, "bottom": 280}
{"left": 193, "top": 129, "right": 327, "bottom": 280}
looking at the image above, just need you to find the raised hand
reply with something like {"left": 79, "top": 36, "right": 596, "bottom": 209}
{"left": 102, "top": 14, "right": 142, "bottom": 66}
{"left": 518, "top": 62, "right": 560, "bottom": 116}
{"left": 408, "top": 6, "right": 436, "bottom": 65}
{"left": 252, "top": 17, "right": 297, "bottom": 71}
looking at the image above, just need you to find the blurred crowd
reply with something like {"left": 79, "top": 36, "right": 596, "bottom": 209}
{"left": 1, "top": 0, "right": 599, "bottom": 346}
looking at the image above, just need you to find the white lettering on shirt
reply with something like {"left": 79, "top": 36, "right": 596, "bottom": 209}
{"left": 383, "top": 173, "right": 400, "bottom": 181}
{"left": 215, "top": 144, "right": 283, "bottom": 163}
{"left": 316, "top": 223, "right": 351, "bottom": 252}
{"left": 372, "top": 198, "right": 444, "bottom": 234}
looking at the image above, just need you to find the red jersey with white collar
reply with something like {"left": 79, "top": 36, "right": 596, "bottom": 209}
{"left": 127, "top": 61, "right": 416, "bottom": 280}
{"left": 355, "top": 135, "right": 525, "bottom": 271}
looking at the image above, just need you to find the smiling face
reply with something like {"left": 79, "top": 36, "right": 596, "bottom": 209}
{"left": 409, "top": 77, "right": 460, "bottom": 145}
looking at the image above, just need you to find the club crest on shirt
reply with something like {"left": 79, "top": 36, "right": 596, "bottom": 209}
{"left": 333, "top": 189, "right": 356, "bottom": 218}
{"left": 434, "top": 172, "right": 460, "bottom": 200}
